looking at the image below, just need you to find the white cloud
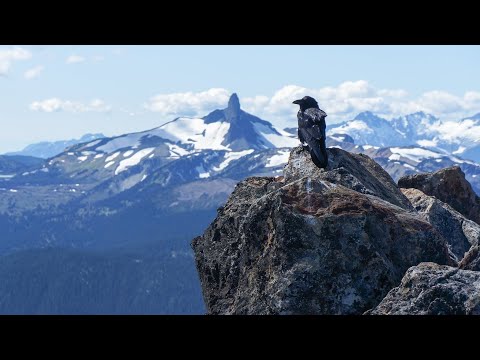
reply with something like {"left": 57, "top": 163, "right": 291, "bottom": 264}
{"left": 240, "top": 82, "right": 480, "bottom": 129}
{"left": 141, "top": 82, "right": 480, "bottom": 131}
{"left": 378, "top": 89, "right": 409, "bottom": 98}
{"left": 145, "top": 88, "right": 231, "bottom": 117}
{"left": 66, "top": 55, "right": 86, "bottom": 64}
{"left": 0, "top": 47, "right": 32, "bottom": 75}
{"left": 417, "top": 91, "right": 463, "bottom": 114}
{"left": 24, "top": 65, "right": 44, "bottom": 80}
{"left": 241, "top": 81, "right": 391, "bottom": 127}
{"left": 30, "top": 98, "right": 111, "bottom": 113}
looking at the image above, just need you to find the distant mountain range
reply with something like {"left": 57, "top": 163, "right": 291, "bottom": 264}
{"left": 327, "top": 111, "right": 480, "bottom": 162}
{"left": 5, "top": 133, "right": 105, "bottom": 159}
{"left": 1, "top": 94, "right": 480, "bottom": 313}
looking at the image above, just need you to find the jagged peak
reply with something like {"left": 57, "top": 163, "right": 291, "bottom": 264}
{"left": 354, "top": 111, "right": 387, "bottom": 122}
{"left": 227, "top": 93, "right": 241, "bottom": 113}
{"left": 400, "top": 111, "right": 437, "bottom": 121}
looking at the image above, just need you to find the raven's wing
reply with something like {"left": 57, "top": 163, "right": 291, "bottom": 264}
{"left": 303, "top": 108, "right": 327, "bottom": 141}
{"left": 302, "top": 108, "right": 328, "bottom": 168}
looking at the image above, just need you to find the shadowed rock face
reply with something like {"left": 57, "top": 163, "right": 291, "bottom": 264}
{"left": 192, "top": 147, "right": 450, "bottom": 315}
{"left": 401, "top": 188, "right": 480, "bottom": 262}
{"left": 367, "top": 263, "right": 480, "bottom": 315}
{"left": 398, "top": 166, "right": 480, "bottom": 225}
{"left": 459, "top": 245, "right": 480, "bottom": 271}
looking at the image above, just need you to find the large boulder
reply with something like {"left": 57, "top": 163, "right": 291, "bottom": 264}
{"left": 284, "top": 147, "right": 412, "bottom": 210}
{"left": 398, "top": 166, "right": 480, "bottom": 224}
{"left": 192, "top": 147, "right": 451, "bottom": 315}
{"left": 367, "top": 262, "right": 480, "bottom": 315}
{"left": 401, "top": 188, "right": 480, "bottom": 262}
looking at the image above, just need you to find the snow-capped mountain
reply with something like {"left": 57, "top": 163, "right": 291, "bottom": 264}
{"left": 2, "top": 94, "right": 299, "bottom": 213}
{"left": 327, "top": 112, "right": 404, "bottom": 147}
{"left": 5, "top": 133, "right": 105, "bottom": 159}
{"left": 390, "top": 112, "right": 437, "bottom": 142}
{"left": 326, "top": 111, "right": 437, "bottom": 148}
{"left": 327, "top": 111, "right": 480, "bottom": 165}
{"left": 18, "top": 94, "right": 295, "bottom": 185}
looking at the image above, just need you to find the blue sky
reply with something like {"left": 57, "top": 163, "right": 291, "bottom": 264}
{"left": 1, "top": 45, "right": 479, "bottom": 153}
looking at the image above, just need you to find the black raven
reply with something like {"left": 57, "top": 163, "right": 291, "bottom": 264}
{"left": 292, "top": 96, "right": 328, "bottom": 168}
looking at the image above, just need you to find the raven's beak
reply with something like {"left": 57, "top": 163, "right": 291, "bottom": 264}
{"left": 292, "top": 99, "right": 302, "bottom": 104}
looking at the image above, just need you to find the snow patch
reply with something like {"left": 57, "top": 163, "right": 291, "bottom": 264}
{"left": 123, "top": 150, "right": 134, "bottom": 157}
{"left": 78, "top": 156, "right": 88, "bottom": 162}
{"left": 151, "top": 118, "right": 231, "bottom": 151}
{"left": 329, "top": 135, "right": 344, "bottom": 142}
{"left": 104, "top": 161, "right": 115, "bottom": 168}
{"left": 213, "top": 149, "right": 254, "bottom": 171}
{"left": 115, "top": 148, "right": 155, "bottom": 175}
{"left": 85, "top": 139, "right": 102, "bottom": 148}
{"left": 105, "top": 152, "right": 120, "bottom": 162}
{"left": 94, "top": 153, "right": 104, "bottom": 159}
{"left": 253, "top": 123, "right": 299, "bottom": 148}
{"left": 388, "top": 153, "right": 401, "bottom": 161}
{"left": 168, "top": 143, "right": 190, "bottom": 157}
{"left": 265, "top": 149, "right": 290, "bottom": 168}
{"left": 389, "top": 147, "right": 442, "bottom": 163}
{"left": 195, "top": 164, "right": 210, "bottom": 179}
{"left": 453, "top": 146, "right": 467, "bottom": 155}
{"left": 332, "top": 120, "right": 373, "bottom": 134}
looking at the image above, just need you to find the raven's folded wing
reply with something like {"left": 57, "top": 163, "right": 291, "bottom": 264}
{"left": 304, "top": 108, "right": 327, "bottom": 140}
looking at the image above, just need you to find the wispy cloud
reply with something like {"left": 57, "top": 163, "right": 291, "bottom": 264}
{"left": 66, "top": 55, "right": 86, "bottom": 64}
{"left": 0, "top": 47, "right": 32, "bottom": 75}
{"left": 144, "top": 88, "right": 231, "bottom": 117}
{"left": 30, "top": 98, "right": 111, "bottom": 113}
{"left": 24, "top": 65, "right": 44, "bottom": 80}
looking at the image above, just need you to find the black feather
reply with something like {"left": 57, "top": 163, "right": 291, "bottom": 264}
{"left": 295, "top": 100, "right": 328, "bottom": 169}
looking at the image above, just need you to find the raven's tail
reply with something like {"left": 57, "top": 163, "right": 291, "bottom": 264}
{"left": 309, "top": 139, "right": 328, "bottom": 169}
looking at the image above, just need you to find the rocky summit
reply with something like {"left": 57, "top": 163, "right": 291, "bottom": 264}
{"left": 192, "top": 146, "right": 458, "bottom": 315}
{"left": 398, "top": 166, "right": 480, "bottom": 225}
